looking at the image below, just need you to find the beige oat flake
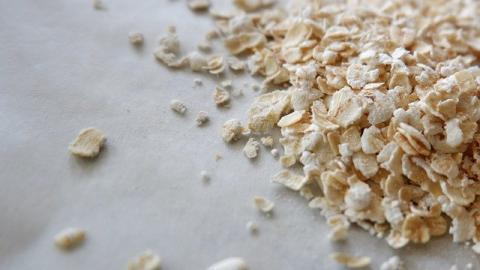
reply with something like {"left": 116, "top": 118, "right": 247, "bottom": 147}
{"left": 253, "top": 196, "right": 274, "bottom": 213}
{"left": 127, "top": 250, "right": 162, "bottom": 270}
{"left": 54, "top": 227, "right": 86, "bottom": 250}
{"left": 330, "top": 252, "right": 371, "bottom": 268}
{"left": 69, "top": 127, "right": 106, "bottom": 158}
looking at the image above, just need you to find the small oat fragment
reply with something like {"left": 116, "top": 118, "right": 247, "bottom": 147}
{"left": 195, "top": 111, "right": 209, "bottom": 126}
{"left": 170, "top": 100, "right": 187, "bottom": 115}
{"left": 213, "top": 86, "right": 230, "bottom": 106}
{"left": 253, "top": 196, "right": 274, "bottom": 213}
{"left": 92, "top": 0, "right": 104, "bottom": 9}
{"left": 243, "top": 138, "right": 260, "bottom": 159}
{"left": 69, "top": 127, "right": 106, "bottom": 158}
{"left": 200, "top": 170, "right": 210, "bottom": 182}
{"left": 246, "top": 221, "right": 258, "bottom": 234}
{"left": 330, "top": 252, "right": 371, "bottom": 268}
{"left": 222, "top": 119, "right": 243, "bottom": 143}
{"left": 188, "top": 0, "right": 210, "bottom": 12}
{"left": 215, "top": 153, "right": 223, "bottom": 161}
{"left": 380, "top": 256, "right": 404, "bottom": 270}
{"left": 127, "top": 250, "right": 162, "bottom": 270}
{"left": 260, "top": 136, "right": 274, "bottom": 147}
{"left": 207, "top": 257, "right": 248, "bottom": 270}
{"left": 54, "top": 227, "right": 86, "bottom": 250}
{"left": 129, "top": 32, "right": 144, "bottom": 46}
{"left": 270, "top": 149, "right": 279, "bottom": 158}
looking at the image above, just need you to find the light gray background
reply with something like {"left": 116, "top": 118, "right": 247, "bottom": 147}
{"left": 0, "top": 0, "right": 478, "bottom": 269}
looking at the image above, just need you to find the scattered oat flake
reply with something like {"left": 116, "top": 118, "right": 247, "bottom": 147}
{"left": 127, "top": 250, "right": 162, "bottom": 270}
{"left": 129, "top": 32, "right": 144, "bottom": 46}
{"left": 253, "top": 196, "right": 274, "bottom": 213}
{"left": 54, "top": 227, "right": 86, "bottom": 250}
{"left": 69, "top": 127, "right": 106, "bottom": 158}
{"left": 213, "top": 87, "right": 230, "bottom": 106}
{"left": 246, "top": 221, "right": 258, "bottom": 234}
{"left": 170, "top": 100, "right": 187, "bottom": 114}
{"left": 195, "top": 111, "right": 209, "bottom": 126}
{"left": 222, "top": 119, "right": 243, "bottom": 143}
{"left": 270, "top": 148, "right": 279, "bottom": 158}
{"left": 243, "top": 138, "right": 260, "bottom": 159}
{"left": 92, "top": 0, "right": 104, "bottom": 9}
{"left": 330, "top": 252, "right": 371, "bottom": 268}
{"left": 188, "top": 0, "right": 210, "bottom": 12}
{"left": 207, "top": 257, "right": 248, "bottom": 270}
{"left": 200, "top": 170, "right": 210, "bottom": 182}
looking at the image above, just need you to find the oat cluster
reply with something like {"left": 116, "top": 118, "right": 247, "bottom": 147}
{"left": 155, "top": 0, "right": 480, "bottom": 256}
{"left": 214, "top": 0, "right": 480, "bottom": 249}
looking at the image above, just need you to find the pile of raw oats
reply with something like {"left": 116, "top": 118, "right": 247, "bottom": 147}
{"left": 159, "top": 0, "right": 480, "bottom": 260}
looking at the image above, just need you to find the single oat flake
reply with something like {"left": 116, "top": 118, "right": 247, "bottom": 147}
{"left": 69, "top": 127, "right": 106, "bottom": 158}
{"left": 243, "top": 138, "right": 260, "bottom": 159}
{"left": 170, "top": 100, "right": 187, "bottom": 115}
{"left": 127, "top": 250, "right": 162, "bottom": 270}
{"left": 253, "top": 196, "right": 274, "bottom": 213}
{"left": 54, "top": 227, "right": 86, "bottom": 250}
{"left": 207, "top": 257, "right": 248, "bottom": 270}
{"left": 330, "top": 252, "right": 371, "bottom": 268}
{"left": 128, "top": 32, "right": 144, "bottom": 46}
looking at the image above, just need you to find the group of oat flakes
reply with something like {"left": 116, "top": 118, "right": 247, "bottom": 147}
{"left": 164, "top": 0, "right": 480, "bottom": 265}
{"left": 161, "top": 0, "right": 480, "bottom": 254}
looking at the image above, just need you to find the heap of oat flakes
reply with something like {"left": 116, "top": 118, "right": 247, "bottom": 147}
{"left": 161, "top": 0, "right": 480, "bottom": 252}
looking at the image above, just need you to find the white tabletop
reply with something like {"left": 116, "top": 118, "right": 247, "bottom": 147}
{"left": 0, "top": 0, "right": 478, "bottom": 269}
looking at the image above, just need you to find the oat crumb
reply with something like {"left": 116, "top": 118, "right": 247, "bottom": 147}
{"left": 170, "top": 99, "right": 187, "bottom": 115}
{"left": 200, "top": 170, "right": 210, "bottom": 182}
{"left": 207, "top": 257, "right": 248, "bottom": 270}
{"left": 128, "top": 32, "right": 144, "bottom": 46}
{"left": 243, "top": 138, "right": 260, "bottom": 159}
{"left": 246, "top": 221, "right": 258, "bottom": 234}
{"left": 222, "top": 119, "right": 243, "bottom": 143}
{"left": 195, "top": 111, "right": 209, "bottom": 126}
{"left": 54, "top": 227, "right": 86, "bottom": 250}
{"left": 270, "top": 149, "right": 279, "bottom": 158}
{"left": 330, "top": 252, "right": 371, "bottom": 268}
{"left": 253, "top": 196, "right": 274, "bottom": 213}
{"left": 127, "top": 250, "right": 162, "bottom": 270}
{"left": 92, "top": 0, "right": 104, "bottom": 9}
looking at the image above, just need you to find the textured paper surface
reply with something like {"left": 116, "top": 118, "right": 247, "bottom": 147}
{"left": 0, "top": 0, "right": 478, "bottom": 269}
